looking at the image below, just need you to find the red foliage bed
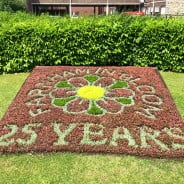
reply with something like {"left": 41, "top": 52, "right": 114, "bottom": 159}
{"left": 0, "top": 66, "right": 183, "bottom": 159}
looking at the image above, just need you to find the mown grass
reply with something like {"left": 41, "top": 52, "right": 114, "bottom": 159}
{"left": 160, "top": 72, "right": 184, "bottom": 118}
{"left": 0, "top": 72, "right": 184, "bottom": 184}
{"left": 0, "top": 73, "right": 29, "bottom": 118}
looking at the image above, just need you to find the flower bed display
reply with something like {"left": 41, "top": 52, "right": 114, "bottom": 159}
{"left": 0, "top": 66, "right": 184, "bottom": 159}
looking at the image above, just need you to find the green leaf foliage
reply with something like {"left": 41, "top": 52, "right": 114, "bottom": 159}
{"left": 116, "top": 98, "right": 132, "bottom": 105}
{"left": 0, "top": 12, "right": 184, "bottom": 73}
{"left": 84, "top": 75, "right": 99, "bottom": 84}
{"left": 56, "top": 81, "right": 73, "bottom": 88}
{"left": 109, "top": 81, "right": 128, "bottom": 89}
{"left": 53, "top": 97, "right": 75, "bottom": 107}
{"left": 87, "top": 101, "right": 103, "bottom": 115}
{"left": 0, "top": 0, "right": 25, "bottom": 12}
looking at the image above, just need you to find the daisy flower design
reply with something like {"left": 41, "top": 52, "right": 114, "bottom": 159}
{"left": 50, "top": 75, "right": 134, "bottom": 115}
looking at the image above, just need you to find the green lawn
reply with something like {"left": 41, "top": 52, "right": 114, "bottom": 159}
{"left": 0, "top": 72, "right": 184, "bottom": 184}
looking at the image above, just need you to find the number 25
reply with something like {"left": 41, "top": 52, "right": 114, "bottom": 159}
{"left": 0, "top": 123, "right": 41, "bottom": 147}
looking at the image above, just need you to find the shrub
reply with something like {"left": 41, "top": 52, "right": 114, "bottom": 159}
{"left": 0, "top": 12, "right": 183, "bottom": 73}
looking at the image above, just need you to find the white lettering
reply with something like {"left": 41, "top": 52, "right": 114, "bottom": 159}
{"left": 52, "top": 123, "right": 77, "bottom": 146}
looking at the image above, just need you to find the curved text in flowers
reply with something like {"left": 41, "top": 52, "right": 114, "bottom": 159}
{"left": 25, "top": 68, "right": 163, "bottom": 119}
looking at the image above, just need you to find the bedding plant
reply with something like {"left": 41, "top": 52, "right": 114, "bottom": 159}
{"left": 0, "top": 66, "right": 184, "bottom": 159}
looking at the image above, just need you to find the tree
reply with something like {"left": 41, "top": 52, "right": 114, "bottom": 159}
{"left": 0, "top": 0, "right": 26, "bottom": 12}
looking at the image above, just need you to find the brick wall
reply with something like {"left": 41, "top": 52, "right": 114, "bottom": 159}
{"left": 72, "top": 6, "right": 107, "bottom": 15}
{"left": 26, "top": 0, "right": 141, "bottom": 13}
{"left": 27, "top": 0, "right": 184, "bottom": 15}
{"left": 30, "top": 0, "right": 140, "bottom": 4}
{"left": 166, "top": 0, "right": 184, "bottom": 15}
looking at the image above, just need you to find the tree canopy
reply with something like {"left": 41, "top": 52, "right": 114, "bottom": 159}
{"left": 0, "top": 0, "right": 26, "bottom": 12}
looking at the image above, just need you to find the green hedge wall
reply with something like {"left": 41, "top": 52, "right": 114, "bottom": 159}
{"left": 0, "top": 12, "right": 184, "bottom": 73}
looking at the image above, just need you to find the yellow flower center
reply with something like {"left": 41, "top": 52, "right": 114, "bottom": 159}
{"left": 77, "top": 86, "right": 105, "bottom": 100}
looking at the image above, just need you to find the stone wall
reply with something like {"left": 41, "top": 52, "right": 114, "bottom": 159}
{"left": 166, "top": 0, "right": 184, "bottom": 15}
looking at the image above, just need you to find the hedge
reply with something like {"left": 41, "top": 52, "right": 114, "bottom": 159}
{"left": 0, "top": 12, "right": 184, "bottom": 73}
